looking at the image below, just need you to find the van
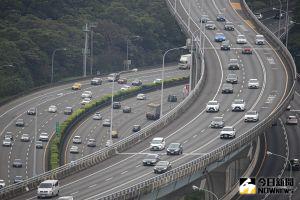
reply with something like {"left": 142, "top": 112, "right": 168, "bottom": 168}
{"left": 37, "top": 180, "right": 59, "bottom": 198}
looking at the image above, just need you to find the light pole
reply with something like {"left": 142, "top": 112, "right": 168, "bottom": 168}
{"left": 273, "top": 0, "right": 282, "bottom": 38}
{"left": 285, "top": 0, "right": 289, "bottom": 47}
{"left": 160, "top": 46, "right": 186, "bottom": 117}
{"left": 51, "top": 48, "right": 67, "bottom": 83}
{"left": 266, "top": 151, "right": 292, "bottom": 178}
{"left": 192, "top": 185, "right": 219, "bottom": 200}
{"left": 109, "top": 75, "right": 116, "bottom": 146}
{"left": 126, "top": 36, "right": 141, "bottom": 71}
{"left": 90, "top": 22, "right": 97, "bottom": 75}
{"left": 33, "top": 107, "right": 38, "bottom": 177}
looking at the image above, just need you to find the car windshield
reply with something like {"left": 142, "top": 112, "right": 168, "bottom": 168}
{"left": 228, "top": 74, "right": 236, "bottom": 78}
{"left": 208, "top": 101, "right": 218, "bottom": 105}
{"left": 238, "top": 35, "right": 245, "bottom": 39}
{"left": 14, "top": 159, "right": 21, "bottom": 162}
{"left": 216, "top": 33, "right": 223, "bottom": 37}
{"left": 249, "top": 79, "right": 258, "bottom": 83}
{"left": 151, "top": 139, "right": 162, "bottom": 144}
{"left": 39, "top": 183, "right": 53, "bottom": 188}
{"left": 41, "top": 133, "right": 47, "bottom": 136}
{"left": 88, "top": 139, "right": 95, "bottom": 142}
{"left": 234, "top": 100, "right": 244, "bottom": 104}
{"left": 256, "top": 35, "right": 264, "bottom": 39}
{"left": 15, "top": 176, "right": 22, "bottom": 180}
{"left": 157, "top": 161, "right": 168, "bottom": 166}
{"left": 169, "top": 143, "right": 180, "bottom": 148}
{"left": 74, "top": 136, "right": 80, "bottom": 139}
{"left": 22, "top": 134, "right": 29, "bottom": 137}
{"left": 4, "top": 138, "right": 10, "bottom": 141}
{"left": 223, "top": 127, "right": 233, "bottom": 131}
{"left": 145, "top": 154, "right": 157, "bottom": 159}
{"left": 213, "top": 117, "right": 223, "bottom": 122}
{"left": 247, "top": 111, "right": 257, "bottom": 115}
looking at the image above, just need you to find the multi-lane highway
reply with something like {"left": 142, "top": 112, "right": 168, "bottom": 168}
{"left": 7, "top": 0, "right": 294, "bottom": 199}
{"left": 0, "top": 66, "right": 188, "bottom": 185}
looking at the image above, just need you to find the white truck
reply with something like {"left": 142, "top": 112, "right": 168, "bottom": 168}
{"left": 146, "top": 103, "right": 161, "bottom": 120}
{"left": 178, "top": 54, "right": 192, "bottom": 70}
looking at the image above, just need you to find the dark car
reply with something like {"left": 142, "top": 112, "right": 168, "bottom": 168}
{"left": 15, "top": 119, "right": 24, "bottom": 127}
{"left": 242, "top": 46, "right": 253, "bottom": 54}
{"left": 27, "top": 107, "right": 36, "bottom": 115}
{"left": 224, "top": 22, "right": 235, "bottom": 31}
{"left": 221, "top": 40, "right": 230, "bottom": 50}
{"left": 142, "top": 154, "right": 160, "bottom": 166}
{"left": 226, "top": 74, "right": 238, "bottom": 84}
{"left": 222, "top": 83, "right": 233, "bottom": 94}
{"left": 167, "top": 95, "right": 177, "bottom": 102}
{"left": 287, "top": 159, "right": 300, "bottom": 171}
{"left": 13, "top": 159, "right": 22, "bottom": 168}
{"left": 35, "top": 141, "right": 43, "bottom": 149}
{"left": 216, "top": 14, "right": 226, "bottom": 22}
{"left": 64, "top": 107, "right": 73, "bottom": 115}
{"left": 154, "top": 161, "right": 172, "bottom": 174}
{"left": 13, "top": 176, "right": 23, "bottom": 184}
{"left": 228, "top": 59, "right": 239, "bottom": 70}
{"left": 132, "top": 79, "right": 142, "bottom": 86}
{"left": 123, "top": 106, "right": 131, "bottom": 113}
{"left": 113, "top": 102, "right": 121, "bottom": 109}
{"left": 87, "top": 139, "right": 96, "bottom": 147}
{"left": 166, "top": 143, "right": 183, "bottom": 155}
{"left": 132, "top": 125, "right": 141, "bottom": 132}
{"left": 210, "top": 117, "right": 225, "bottom": 128}
{"left": 117, "top": 78, "right": 127, "bottom": 84}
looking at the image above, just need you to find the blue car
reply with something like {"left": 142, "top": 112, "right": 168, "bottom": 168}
{"left": 215, "top": 33, "right": 226, "bottom": 42}
{"left": 216, "top": 14, "right": 226, "bottom": 22}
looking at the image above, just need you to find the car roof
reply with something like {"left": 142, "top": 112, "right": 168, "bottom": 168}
{"left": 153, "top": 137, "right": 164, "bottom": 140}
{"left": 41, "top": 180, "right": 58, "bottom": 184}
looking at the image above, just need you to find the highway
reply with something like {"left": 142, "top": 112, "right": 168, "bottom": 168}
{"left": 0, "top": 66, "right": 188, "bottom": 185}
{"left": 7, "top": 0, "right": 294, "bottom": 199}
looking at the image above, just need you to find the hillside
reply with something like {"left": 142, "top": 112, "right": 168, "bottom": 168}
{"left": 0, "top": 0, "right": 185, "bottom": 99}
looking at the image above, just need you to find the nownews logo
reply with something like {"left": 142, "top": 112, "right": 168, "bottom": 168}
{"left": 239, "top": 177, "right": 294, "bottom": 195}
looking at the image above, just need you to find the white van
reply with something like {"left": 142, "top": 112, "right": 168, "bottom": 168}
{"left": 37, "top": 180, "right": 59, "bottom": 198}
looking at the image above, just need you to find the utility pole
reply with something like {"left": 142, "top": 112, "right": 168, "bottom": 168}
{"left": 90, "top": 23, "right": 97, "bottom": 75}
{"left": 83, "top": 23, "right": 89, "bottom": 77}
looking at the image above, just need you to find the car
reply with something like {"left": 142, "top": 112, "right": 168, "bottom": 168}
{"left": 236, "top": 34, "right": 247, "bottom": 44}
{"left": 113, "top": 102, "right": 121, "bottom": 109}
{"left": 132, "top": 124, "right": 141, "bottom": 132}
{"left": 21, "top": 134, "right": 30, "bottom": 142}
{"left": 220, "top": 126, "right": 236, "bottom": 139}
{"left": 71, "top": 82, "right": 81, "bottom": 90}
{"left": 221, "top": 40, "right": 231, "bottom": 50}
{"left": 37, "top": 180, "right": 60, "bottom": 198}
{"left": 64, "top": 107, "right": 73, "bottom": 115}
{"left": 36, "top": 141, "right": 43, "bottom": 149}
{"left": 286, "top": 105, "right": 292, "bottom": 111}
{"left": 167, "top": 94, "right": 177, "bottom": 102}
{"left": 87, "top": 139, "right": 96, "bottom": 147}
{"left": 27, "top": 107, "right": 37, "bottom": 115}
{"left": 242, "top": 45, "right": 253, "bottom": 54}
{"left": 132, "top": 68, "right": 138, "bottom": 72}
{"left": 4, "top": 132, "right": 13, "bottom": 141}
{"left": 117, "top": 78, "right": 127, "bottom": 84}
{"left": 81, "top": 91, "right": 92, "bottom": 98}
{"left": 0, "top": 179, "right": 5, "bottom": 189}
{"left": 206, "top": 100, "right": 220, "bottom": 112}
{"left": 231, "top": 99, "right": 246, "bottom": 111}
{"left": 15, "top": 118, "right": 24, "bottom": 127}
{"left": 226, "top": 74, "right": 238, "bottom": 84}
{"left": 210, "top": 117, "right": 225, "bottom": 128}
{"left": 248, "top": 79, "right": 259, "bottom": 89}
{"left": 107, "top": 73, "right": 120, "bottom": 82}
{"left": 93, "top": 112, "right": 102, "bottom": 120}
{"left": 120, "top": 85, "right": 131, "bottom": 91}
{"left": 200, "top": 15, "right": 209, "bottom": 23}
{"left": 105, "top": 139, "right": 113, "bottom": 147}
{"left": 287, "top": 159, "right": 300, "bottom": 171}
{"left": 2, "top": 138, "right": 12, "bottom": 147}
{"left": 166, "top": 143, "right": 183, "bottom": 155}
{"left": 216, "top": 14, "right": 226, "bottom": 21}
{"left": 244, "top": 111, "right": 259, "bottom": 122}
{"left": 154, "top": 161, "right": 172, "bottom": 174}
{"left": 153, "top": 78, "right": 162, "bottom": 84}
{"left": 143, "top": 154, "right": 160, "bottom": 166}
{"left": 228, "top": 58, "right": 240, "bottom": 70}
{"left": 48, "top": 105, "right": 57, "bottom": 113}
{"left": 91, "top": 77, "right": 102, "bottom": 85}
{"left": 39, "top": 132, "right": 49, "bottom": 141}
{"left": 286, "top": 116, "right": 298, "bottom": 125}
{"left": 81, "top": 97, "right": 91, "bottom": 105}
{"left": 103, "top": 119, "right": 111, "bottom": 127}
{"left": 72, "top": 136, "right": 82, "bottom": 144}
{"left": 150, "top": 137, "right": 166, "bottom": 151}
{"left": 255, "top": 34, "right": 265, "bottom": 45}
{"left": 205, "top": 21, "right": 216, "bottom": 30}
{"left": 132, "top": 79, "right": 142, "bottom": 86}
{"left": 70, "top": 146, "right": 79, "bottom": 153}
{"left": 254, "top": 13, "right": 263, "bottom": 19}
{"left": 215, "top": 33, "right": 226, "bottom": 42}
{"left": 111, "top": 130, "right": 118, "bottom": 138}
{"left": 13, "top": 176, "right": 23, "bottom": 184}
{"left": 123, "top": 106, "right": 132, "bottom": 113}
{"left": 224, "top": 22, "right": 234, "bottom": 31}
{"left": 137, "top": 93, "right": 146, "bottom": 100}
{"left": 13, "top": 159, "right": 23, "bottom": 168}
{"left": 274, "top": 12, "right": 285, "bottom": 19}
{"left": 222, "top": 83, "right": 233, "bottom": 93}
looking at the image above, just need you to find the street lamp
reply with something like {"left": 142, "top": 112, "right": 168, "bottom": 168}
{"left": 108, "top": 74, "right": 116, "bottom": 147}
{"left": 266, "top": 151, "right": 292, "bottom": 178}
{"left": 273, "top": 0, "right": 282, "bottom": 38}
{"left": 192, "top": 185, "right": 219, "bottom": 200}
{"left": 160, "top": 46, "right": 186, "bottom": 117}
{"left": 126, "top": 36, "right": 141, "bottom": 71}
{"left": 51, "top": 48, "right": 67, "bottom": 83}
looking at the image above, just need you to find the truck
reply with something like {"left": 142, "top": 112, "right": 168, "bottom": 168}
{"left": 146, "top": 103, "right": 161, "bottom": 120}
{"left": 178, "top": 54, "right": 191, "bottom": 70}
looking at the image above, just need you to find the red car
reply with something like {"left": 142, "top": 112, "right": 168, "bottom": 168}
{"left": 242, "top": 46, "right": 253, "bottom": 54}
{"left": 117, "top": 78, "right": 127, "bottom": 84}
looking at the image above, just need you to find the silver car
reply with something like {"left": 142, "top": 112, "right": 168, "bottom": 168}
{"left": 210, "top": 117, "right": 225, "bottom": 128}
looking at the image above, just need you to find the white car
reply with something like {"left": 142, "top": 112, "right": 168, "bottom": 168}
{"left": 255, "top": 34, "right": 265, "bottom": 45}
{"left": 150, "top": 137, "right": 166, "bottom": 151}
{"left": 137, "top": 93, "right": 146, "bottom": 100}
{"left": 244, "top": 111, "right": 259, "bottom": 122}
{"left": 0, "top": 179, "right": 5, "bottom": 189}
{"left": 231, "top": 99, "right": 246, "bottom": 111}
{"left": 205, "top": 21, "right": 216, "bottom": 30}
{"left": 236, "top": 34, "right": 247, "bottom": 44}
{"left": 220, "top": 126, "right": 236, "bottom": 139}
{"left": 286, "top": 116, "right": 298, "bottom": 125}
{"left": 72, "top": 136, "right": 82, "bottom": 144}
{"left": 70, "top": 146, "right": 79, "bottom": 153}
{"left": 93, "top": 112, "right": 102, "bottom": 120}
{"left": 206, "top": 100, "right": 220, "bottom": 112}
{"left": 254, "top": 13, "right": 263, "bottom": 19}
{"left": 120, "top": 85, "right": 131, "bottom": 91}
{"left": 21, "top": 134, "right": 30, "bottom": 142}
{"left": 39, "top": 132, "right": 49, "bottom": 141}
{"left": 2, "top": 138, "right": 12, "bottom": 147}
{"left": 81, "top": 98, "right": 91, "bottom": 105}
{"left": 48, "top": 105, "right": 57, "bottom": 113}
{"left": 105, "top": 139, "right": 113, "bottom": 147}
{"left": 153, "top": 79, "right": 162, "bottom": 84}
{"left": 248, "top": 79, "right": 259, "bottom": 89}
{"left": 81, "top": 91, "right": 92, "bottom": 98}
